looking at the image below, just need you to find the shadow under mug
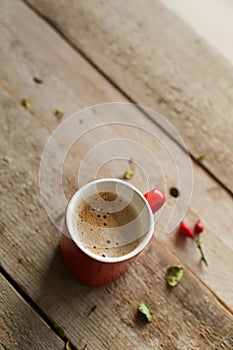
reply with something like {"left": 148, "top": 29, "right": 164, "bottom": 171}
{"left": 60, "top": 178, "right": 165, "bottom": 286}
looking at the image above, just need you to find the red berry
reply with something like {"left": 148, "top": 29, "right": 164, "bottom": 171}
{"left": 194, "top": 221, "right": 204, "bottom": 234}
{"left": 179, "top": 222, "right": 195, "bottom": 239}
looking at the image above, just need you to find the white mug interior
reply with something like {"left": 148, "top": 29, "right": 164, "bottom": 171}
{"left": 66, "top": 178, "right": 155, "bottom": 263}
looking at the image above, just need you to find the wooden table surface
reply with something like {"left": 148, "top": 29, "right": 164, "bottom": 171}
{"left": 0, "top": 1, "right": 232, "bottom": 349}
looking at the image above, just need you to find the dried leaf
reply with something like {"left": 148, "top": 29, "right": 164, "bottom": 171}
{"left": 123, "top": 170, "right": 134, "bottom": 180}
{"left": 54, "top": 210, "right": 65, "bottom": 222}
{"left": 197, "top": 155, "right": 205, "bottom": 162}
{"left": 138, "top": 303, "right": 153, "bottom": 322}
{"left": 54, "top": 109, "right": 64, "bottom": 119}
{"left": 21, "top": 98, "right": 31, "bottom": 109}
{"left": 165, "top": 266, "right": 183, "bottom": 287}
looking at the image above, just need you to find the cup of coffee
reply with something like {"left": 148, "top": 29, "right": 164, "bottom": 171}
{"left": 60, "top": 178, "right": 165, "bottom": 286}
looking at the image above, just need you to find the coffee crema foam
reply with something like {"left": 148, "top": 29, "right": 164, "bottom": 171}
{"left": 74, "top": 191, "right": 145, "bottom": 258}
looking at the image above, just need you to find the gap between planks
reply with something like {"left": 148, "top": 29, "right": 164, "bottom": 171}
{"left": 22, "top": 0, "right": 233, "bottom": 198}
{"left": 0, "top": 266, "right": 70, "bottom": 345}
{"left": 0, "top": 272, "right": 64, "bottom": 349}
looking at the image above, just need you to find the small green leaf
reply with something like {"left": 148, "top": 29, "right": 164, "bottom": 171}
{"left": 138, "top": 303, "right": 153, "bottom": 322}
{"left": 21, "top": 98, "right": 31, "bottom": 109}
{"left": 197, "top": 155, "right": 205, "bottom": 162}
{"left": 123, "top": 170, "right": 134, "bottom": 180}
{"left": 54, "top": 109, "right": 64, "bottom": 119}
{"left": 165, "top": 266, "right": 183, "bottom": 287}
{"left": 54, "top": 210, "right": 65, "bottom": 222}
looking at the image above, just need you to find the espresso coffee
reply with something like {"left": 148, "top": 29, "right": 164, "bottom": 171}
{"left": 74, "top": 191, "right": 145, "bottom": 258}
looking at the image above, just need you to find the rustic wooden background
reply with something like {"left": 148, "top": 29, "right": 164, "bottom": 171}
{"left": 0, "top": 0, "right": 232, "bottom": 349}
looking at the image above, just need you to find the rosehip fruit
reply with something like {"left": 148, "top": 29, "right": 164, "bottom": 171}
{"left": 179, "top": 222, "right": 195, "bottom": 239}
{"left": 194, "top": 220, "right": 204, "bottom": 234}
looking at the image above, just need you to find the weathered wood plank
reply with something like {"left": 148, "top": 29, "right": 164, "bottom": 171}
{"left": 0, "top": 1, "right": 233, "bottom": 349}
{"left": 0, "top": 2, "right": 233, "bottom": 307}
{"left": 0, "top": 274, "right": 64, "bottom": 350}
{"left": 25, "top": 0, "right": 233, "bottom": 192}
{"left": 1, "top": 3, "right": 233, "bottom": 305}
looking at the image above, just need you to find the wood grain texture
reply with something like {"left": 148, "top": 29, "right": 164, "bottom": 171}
{"left": 0, "top": 274, "right": 64, "bottom": 350}
{"left": 0, "top": 0, "right": 233, "bottom": 349}
{"left": 4, "top": 3, "right": 233, "bottom": 308}
{"left": 0, "top": 0, "right": 232, "bottom": 306}
{"left": 25, "top": 0, "right": 233, "bottom": 192}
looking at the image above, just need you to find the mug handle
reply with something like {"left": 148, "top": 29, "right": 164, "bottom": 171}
{"left": 144, "top": 188, "right": 166, "bottom": 214}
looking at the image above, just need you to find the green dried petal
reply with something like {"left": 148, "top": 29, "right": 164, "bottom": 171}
{"left": 54, "top": 210, "right": 65, "bottom": 222}
{"left": 21, "top": 98, "right": 31, "bottom": 109}
{"left": 165, "top": 266, "right": 183, "bottom": 287}
{"left": 197, "top": 155, "right": 205, "bottom": 162}
{"left": 54, "top": 109, "right": 64, "bottom": 119}
{"left": 138, "top": 303, "right": 153, "bottom": 322}
{"left": 123, "top": 170, "right": 134, "bottom": 180}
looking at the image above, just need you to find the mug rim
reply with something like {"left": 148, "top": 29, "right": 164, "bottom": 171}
{"left": 65, "top": 178, "right": 155, "bottom": 263}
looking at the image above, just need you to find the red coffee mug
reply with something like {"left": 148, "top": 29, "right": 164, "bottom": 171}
{"left": 60, "top": 178, "right": 165, "bottom": 286}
